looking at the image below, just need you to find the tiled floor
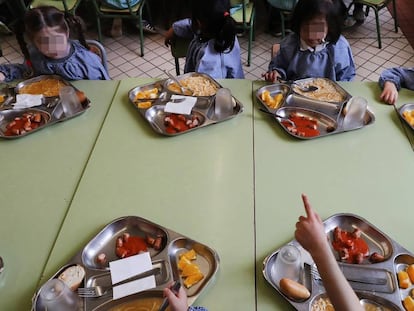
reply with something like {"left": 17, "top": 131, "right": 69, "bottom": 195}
{"left": 1, "top": 6, "right": 413, "bottom": 82}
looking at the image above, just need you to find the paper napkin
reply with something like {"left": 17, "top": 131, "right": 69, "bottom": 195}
{"left": 164, "top": 95, "right": 197, "bottom": 115}
{"left": 13, "top": 94, "right": 43, "bottom": 109}
{"left": 109, "top": 252, "right": 156, "bottom": 300}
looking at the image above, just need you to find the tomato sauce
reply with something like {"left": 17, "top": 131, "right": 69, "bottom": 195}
{"left": 5, "top": 113, "right": 43, "bottom": 136}
{"left": 164, "top": 114, "right": 200, "bottom": 134}
{"left": 281, "top": 114, "right": 320, "bottom": 137}
{"left": 332, "top": 229, "right": 369, "bottom": 264}
{"left": 116, "top": 236, "right": 148, "bottom": 258}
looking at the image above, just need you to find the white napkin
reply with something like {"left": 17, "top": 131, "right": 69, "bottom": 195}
{"left": 13, "top": 94, "right": 43, "bottom": 109}
{"left": 164, "top": 95, "right": 197, "bottom": 115}
{"left": 109, "top": 252, "right": 156, "bottom": 300}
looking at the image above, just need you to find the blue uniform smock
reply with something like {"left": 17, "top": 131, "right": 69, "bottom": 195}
{"left": 0, "top": 40, "right": 110, "bottom": 82}
{"left": 379, "top": 67, "right": 414, "bottom": 91}
{"left": 268, "top": 33, "right": 355, "bottom": 82}
{"left": 172, "top": 18, "right": 244, "bottom": 79}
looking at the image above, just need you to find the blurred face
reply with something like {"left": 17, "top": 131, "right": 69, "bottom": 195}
{"left": 300, "top": 15, "right": 328, "bottom": 48}
{"left": 33, "top": 26, "right": 69, "bottom": 59}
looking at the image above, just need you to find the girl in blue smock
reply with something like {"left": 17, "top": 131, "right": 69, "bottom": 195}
{"left": 0, "top": 6, "right": 110, "bottom": 82}
{"left": 379, "top": 67, "right": 414, "bottom": 105}
{"left": 264, "top": 0, "right": 355, "bottom": 82}
{"left": 164, "top": 0, "right": 244, "bottom": 79}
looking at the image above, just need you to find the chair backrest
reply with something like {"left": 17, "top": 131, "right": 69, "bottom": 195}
{"left": 27, "top": 0, "right": 81, "bottom": 14}
{"left": 267, "top": 0, "right": 298, "bottom": 11}
{"left": 85, "top": 39, "right": 109, "bottom": 73}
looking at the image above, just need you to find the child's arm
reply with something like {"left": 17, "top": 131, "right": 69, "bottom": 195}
{"left": 165, "top": 18, "right": 194, "bottom": 48}
{"left": 0, "top": 63, "right": 32, "bottom": 82}
{"left": 332, "top": 37, "right": 356, "bottom": 81}
{"left": 295, "top": 194, "right": 364, "bottom": 311}
{"left": 379, "top": 67, "right": 414, "bottom": 104}
{"left": 380, "top": 81, "right": 398, "bottom": 105}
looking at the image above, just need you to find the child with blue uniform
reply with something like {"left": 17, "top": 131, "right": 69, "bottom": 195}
{"left": 264, "top": 0, "right": 355, "bottom": 82}
{"left": 379, "top": 67, "right": 414, "bottom": 105}
{"left": 164, "top": 0, "right": 244, "bottom": 79}
{"left": 0, "top": 6, "right": 109, "bottom": 82}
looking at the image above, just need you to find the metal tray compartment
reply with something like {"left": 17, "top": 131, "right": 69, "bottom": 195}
{"left": 163, "top": 72, "right": 221, "bottom": 97}
{"left": 256, "top": 81, "right": 375, "bottom": 139}
{"left": 292, "top": 78, "right": 351, "bottom": 104}
{"left": 0, "top": 108, "right": 51, "bottom": 138}
{"left": 0, "top": 75, "right": 90, "bottom": 139}
{"left": 397, "top": 103, "right": 414, "bottom": 131}
{"left": 263, "top": 213, "right": 414, "bottom": 311}
{"left": 129, "top": 73, "right": 244, "bottom": 136}
{"left": 32, "top": 216, "right": 220, "bottom": 311}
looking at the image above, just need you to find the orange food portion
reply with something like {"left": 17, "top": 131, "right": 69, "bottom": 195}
{"left": 178, "top": 249, "right": 204, "bottom": 288}
{"left": 403, "top": 296, "right": 414, "bottom": 311}
{"left": 398, "top": 270, "right": 411, "bottom": 289}
{"left": 134, "top": 88, "right": 159, "bottom": 100}
{"left": 260, "top": 90, "right": 283, "bottom": 109}
{"left": 137, "top": 101, "right": 152, "bottom": 109}
{"left": 407, "top": 264, "right": 414, "bottom": 283}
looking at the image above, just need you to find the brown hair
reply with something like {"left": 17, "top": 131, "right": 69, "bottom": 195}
{"left": 15, "top": 6, "right": 89, "bottom": 64}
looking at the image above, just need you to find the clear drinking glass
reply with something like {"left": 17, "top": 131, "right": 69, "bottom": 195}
{"left": 39, "top": 278, "right": 80, "bottom": 311}
{"left": 59, "top": 86, "right": 81, "bottom": 117}
{"left": 214, "top": 88, "right": 233, "bottom": 119}
{"left": 271, "top": 244, "right": 302, "bottom": 286}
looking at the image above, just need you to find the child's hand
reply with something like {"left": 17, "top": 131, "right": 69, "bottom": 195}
{"left": 164, "top": 27, "right": 175, "bottom": 48}
{"left": 380, "top": 81, "right": 398, "bottom": 105}
{"left": 262, "top": 70, "right": 280, "bottom": 83}
{"left": 163, "top": 285, "right": 188, "bottom": 311}
{"left": 295, "top": 194, "right": 330, "bottom": 257}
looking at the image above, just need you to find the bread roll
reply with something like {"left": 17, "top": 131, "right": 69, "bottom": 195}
{"left": 279, "top": 278, "right": 310, "bottom": 300}
{"left": 58, "top": 264, "right": 85, "bottom": 291}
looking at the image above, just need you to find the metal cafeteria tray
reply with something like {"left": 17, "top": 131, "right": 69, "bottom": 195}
{"left": 32, "top": 216, "right": 220, "bottom": 311}
{"left": 397, "top": 103, "right": 414, "bottom": 131}
{"left": 0, "top": 75, "right": 90, "bottom": 139}
{"left": 128, "top": 72, "right": 244, "bottom": 136}
{"left": 256, "top": 80, "right": 375, "bottom": 139}
{"left": 263, "top": 213, "right": 413, "bottom": 311}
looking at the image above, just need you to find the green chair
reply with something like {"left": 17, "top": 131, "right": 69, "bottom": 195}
{"left": 170, "top": 36, "right": 191, "bottom": 76}
{"left": 90, "top": 0, "right": 149, "bottom": 57}
{"left": 23, "top": 0, "right": 82, "bottom": 15}
{"left": 230, "top": 0, "right": 256, "bottom": 66}
{"left": 347, "top": 0, "right": 398, "bottom": 49}
{"left": 267, "top": 0, "right": 298, "bottom": 38}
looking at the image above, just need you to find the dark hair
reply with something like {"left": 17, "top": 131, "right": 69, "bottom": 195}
{"left": 191, "top": 0, "right": 236, "bottom": 53}
{"left": 291, "top": 0, "right": 343, "bottom": 43}
{"left": 15, "top": 6, "right": 89, "bottom": 63}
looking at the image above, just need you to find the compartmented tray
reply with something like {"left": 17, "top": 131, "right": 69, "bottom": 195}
{"left": 397, "top": 103, "right": 414, "bottom": 131}
{"left": 263, "top": 213, "right": 413, "bottom": 311}
{"left": 256, "top": 78, "right": 375, "bottom": 139}
{"left": 32, "top": 216, "right": 220, "bottom": 311}
{"left": 128, "top": 73, "right": 243, "bottom": 136}
{"left": 0, "top": 75, "right": 90, "bottom": 139}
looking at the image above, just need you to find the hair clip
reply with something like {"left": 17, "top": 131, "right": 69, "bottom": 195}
{"left": 224, "top": 11, "right": 230, "bottom": 17}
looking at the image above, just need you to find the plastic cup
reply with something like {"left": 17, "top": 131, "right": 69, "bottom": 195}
{"left": 59, "top": 86, "right": 81, "bottom": 117}
{"left": 271, "top": 244, "right": 302, "bottom": 286}
{"left": 39, "top": 278, "right": 80, "bottom": 311}
{"left": 214, "top": 88, "right": 234, "bottom": 119}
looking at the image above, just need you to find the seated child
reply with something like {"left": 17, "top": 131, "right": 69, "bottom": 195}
{"left": 0, "top": 6, "right": 110, "bottom": 82}
{"left": 263, "top": 0, "right": 355, "bottom": 82}
{"left": 164, "top": 0, "right": 244, "bottom": 79}
{"left": 379, "top": 67, "right": 414, "bottom": 105}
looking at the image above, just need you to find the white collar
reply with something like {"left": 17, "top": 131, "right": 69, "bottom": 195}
{"left": 300, "top": 38, "right": 328, "bottom": 52}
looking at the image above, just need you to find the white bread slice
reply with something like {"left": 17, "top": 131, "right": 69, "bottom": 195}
{"left": 58, "top": 264, "right": 85, "bottom": 291}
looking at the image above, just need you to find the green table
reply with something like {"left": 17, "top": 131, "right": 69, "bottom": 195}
{"left": 40, "top": 78, "right": 256, "bottom": 311}
{"left": 0, "top": 80, "right": 119, "bottom": 310}
{"left": 3, "top": 79, "right": 414, "bottom": 311}
{"left": 254, "top": 81, "right": 414, "bottom": 310}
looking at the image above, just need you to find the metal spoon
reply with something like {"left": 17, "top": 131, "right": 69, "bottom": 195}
{"left": 158, "top": 280, "right": 181, "bottom": 311}
{"left": 278, "top": 78, "right": 318, "bottom": 92}
{"left": 259, "top": 108, "right": 296, "bottom": 127}
{"left": 163, "top": 70, "right": 191, "bottom": 95}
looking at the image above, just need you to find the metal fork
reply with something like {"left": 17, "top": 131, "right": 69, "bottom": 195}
{"left": 77, "top": 267, "right": 160, "bottom": 298}
{"left": 310, "top": 264, "right": 387, "bottom": 285}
